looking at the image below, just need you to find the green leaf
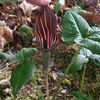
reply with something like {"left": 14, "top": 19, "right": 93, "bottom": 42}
{"left": 0, "top": 52, "right": 16, "bottom": 61}
{"left": 61, "top": 11, "right": 100, "bottom": 56}
{"left": 79, "top": 48, "right": 100, "bottom": 66}
{"left": 79, "top": 48, "right": 93, "bottom": 58}
{"left": 88, "top": 32, "right": 100, "bottom": 42}
{"left": 74, "top": 27, "right": 100, "bottom": 55}
{"left": 88, "top": 31, "right": 100, "bottom": 42}
{"left": 10, "top": 61, "right": 36, "bottom": 97}
{"left": 79, "top": 3, "right": 86, "bottom": 9}
{"left": 61, "top": 9, "right": 100, "bottom": 71}
{"left": 70, "top": 91, "right": 91, "bottom": 100}
{"left": 69, "top": 47, "right": 93, "bottom": 74}
{"left": 91, "top": 27, "right": 100, "bottom": 33}
{"left": 88, "top": 27, "right": 100, "bottom": 42}
{"left": 0, "top": 48, "right": 36, "bottom": 62}
{"left": 19, "top": 25, "right": 32, "bottom": 33}
{"left": 54, "top": 0, "right": 61, "bottom": 13}
{"left": 69, "top": 53, "right": 88, "bottom": 74}
{"left": 91, "top": 54, "right": 100, "bottom": 66}
{"left": 16, "top": 48, "right": 36, "bottom": 62}
{"left": 62, "top": 12, "right": 91, "bottom": 44}
{"left": 68, "top": 6, "right": 82, "bottom": 13}
{"left": 19, "top": 24, "right": 34, "bottom": 40}
{"left": 76, "top": 38, "right": 100, "bottom": 55}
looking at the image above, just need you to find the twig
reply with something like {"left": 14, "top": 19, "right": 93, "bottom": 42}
{"left": 45, "top": 68, "right": 49, "bottom": 100}
{"left": 80, "top": 63, "right": 87, "bottom": 91}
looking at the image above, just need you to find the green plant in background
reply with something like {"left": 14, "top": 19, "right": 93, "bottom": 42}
{"left": 19, "top": 24, "right": 34, "bottom": 41}
{"left": 52, "top": 4, "right": 100, "bottom": 100}
{"left": 0, "top": 48, "right": 36, "bottom": 97}
{"left": 0, "top": 0, "right": 100, "bottom": 100}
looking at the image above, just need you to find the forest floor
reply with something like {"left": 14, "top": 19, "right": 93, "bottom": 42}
{"left": 0, "top": 0, "right": 100, "bottom": 100}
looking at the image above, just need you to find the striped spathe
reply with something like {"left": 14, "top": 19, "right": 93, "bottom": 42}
{"left": 34, "top": 6, "right": 59, "bottom": 51}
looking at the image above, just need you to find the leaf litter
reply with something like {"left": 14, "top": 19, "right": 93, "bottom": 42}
{"left": 0, "top": 0, "right": 100, "bottom": 99}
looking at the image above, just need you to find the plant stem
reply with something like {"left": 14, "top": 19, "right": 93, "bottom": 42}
{"left": 13, "top": 98, "right": 16, "bottom": 100}
{"left": 42, "top": 52, "right": 50, "bottom": 71}
{"left": 45, "top": 68, "right": 49, "bottom": 100}
{"left": 42, "top": 51, "right": 50, "bottom": 100}
{"left": 52, "top": 49, "right": 80, "bottom": 100}
{"left": 80, "top": 63, "right": 87, "bottom": 91}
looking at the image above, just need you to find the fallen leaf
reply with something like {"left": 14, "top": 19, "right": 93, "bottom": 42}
{"left": 19, "top": 0, "right": 38, "bottom": 16}
{"left": 0, "top": 26, "right": 5, "bottom": 36}
{"left": 3, "top": 27, "right": 13, "bottom": 42}
{"left": 0, "top": 20, "right": 13, "bottom": 51}
{"left": 59, "top": 0, "right": 66, "bottom": 7}
{"left": 0, "top": 36, "right": 6, "bottom": 51}
{"left": 83, "top": 0, "right": 99, "bottom": 6}
{"left": 61, "top": 89, "right": 67, "bottom": 94}
{"left": 52, "top": 71, "right": 58, "bottom": 80}
{"left": 0, "top": 20, "right": 6, "bottom": 27}
{"left": 80, "top": 10, "right": 100, "bottom": 24}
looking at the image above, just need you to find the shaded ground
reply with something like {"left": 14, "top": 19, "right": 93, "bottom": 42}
{"left": 0, "top": 0, "right": 100, "bottom": 100}
{"left": 0, "top": 43, "right": 100, "bottom": 100}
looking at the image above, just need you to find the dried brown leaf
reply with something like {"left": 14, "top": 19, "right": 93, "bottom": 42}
{"left": 0, "top": 36, "right": 6, "bottom": 51}
{"left": 0, "top": 26, "right": 5, "bottom": 36}
{"left": 80, "top": 10, "right": 100, "bottom": 24}
{"left": 3, "top": 27, "right": 13, "bottom": 42}
{"left": 52, "top": 71, "right": 58, "bottom": 80}
{"left": 19, "top": 0, "right": 38, "bottom": 16}
{"left": 0, "top": 21, "right": 13, "bottom": 51}
{"left": 83, "top": 0, "right": 99, "bottom": 6}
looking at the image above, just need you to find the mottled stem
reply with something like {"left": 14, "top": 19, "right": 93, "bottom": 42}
{"left": 45, "top": 68, "right": 49, "bottom": 100}
{"left": 80, "top": 63, "right": 87, "bottom": 91}
{"left": 42, "top": 51, "right": 50, "bottom": 100}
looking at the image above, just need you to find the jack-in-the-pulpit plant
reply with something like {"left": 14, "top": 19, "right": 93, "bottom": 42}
{"left": 27, "top": 0, "right": 59, "bottom": 98}
{"left": 34, "top": 5, "right": 59, "bottom": 100}
{"left": 0, "top": 0, "right": 100, "bottom": 100}
{"left": 34, "top": 6, "right": 59, "bottom": 51}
